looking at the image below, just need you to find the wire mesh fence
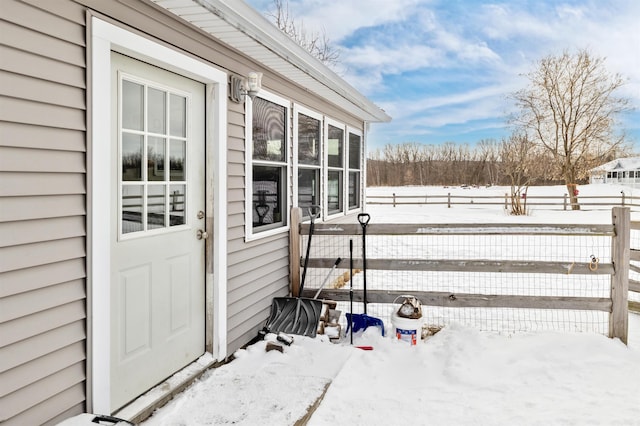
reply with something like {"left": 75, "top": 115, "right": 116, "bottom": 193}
{"left": 299, "top": 221, "right": 621, "bottom": 338}
{"left": 629, "top": 223, "right": 640, "bottom": 306}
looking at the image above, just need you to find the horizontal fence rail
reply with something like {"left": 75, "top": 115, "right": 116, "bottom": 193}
{"left": 628, "top": 221, "right": 640, "bottom": 313}
{"left": 367, "top": 192, "right": 640, "bottom": 211}
{"left": 291, "top": 207, "right": 630, "bottom": 343}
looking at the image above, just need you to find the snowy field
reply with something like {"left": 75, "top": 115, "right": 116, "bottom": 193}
{"left": 143, "top": 184, "right": 640, "bottom": 426}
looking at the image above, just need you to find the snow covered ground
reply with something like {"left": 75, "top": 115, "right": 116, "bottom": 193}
{"left": 142, "top": 184, "right": 640, "bottom": 426}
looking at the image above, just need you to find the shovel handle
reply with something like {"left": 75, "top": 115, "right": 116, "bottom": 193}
{"left": 357, "top": 213, "right": 370, "bottom": 227}
{"left": 308, "top": 205, "right": 321, "bottom": 222}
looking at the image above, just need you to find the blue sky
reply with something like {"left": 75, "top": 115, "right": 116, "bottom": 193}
{"left": 245, "top": 0, "right": 640, "bottom": 153}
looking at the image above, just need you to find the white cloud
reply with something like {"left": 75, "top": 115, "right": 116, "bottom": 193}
{"left": 286, "top": 0, "right": 427, "bottom": 41}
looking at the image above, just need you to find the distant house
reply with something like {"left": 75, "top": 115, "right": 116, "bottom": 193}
{"left": 0, "top": 0, "right": 390, "bottom": 424}
{"left": 589, "top": 157, "right": 640, "bottom": 186}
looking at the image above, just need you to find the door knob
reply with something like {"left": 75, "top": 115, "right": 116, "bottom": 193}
{"left": 196, "top": 229, "right": 209, "bottom": 240}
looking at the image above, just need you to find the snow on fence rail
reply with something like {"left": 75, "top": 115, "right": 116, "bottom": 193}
{"left": 290, "top": 207, "right": 630, "bottom": 343}
{"left": 367, "top": 192, "right": 640, "bottom": 211}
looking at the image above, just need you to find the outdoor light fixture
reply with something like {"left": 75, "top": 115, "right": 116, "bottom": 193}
{"left": 230, "top": 71, "right": 263, "bottom": 103}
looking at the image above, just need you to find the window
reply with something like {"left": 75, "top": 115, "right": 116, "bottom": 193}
{"left": 348, "top": 130, "right": 362, "bottom": 210}
{"left": 250, "top": 95, "right": 288, "bottom": 233}
{"left": 119, "top": 76, "right": 189, "bottom": 236}
{"left": 326, "top": 122, "right": 345, "bottom": 215}
{"left": 296, "top": 109, "right": 321, "bottom": 218}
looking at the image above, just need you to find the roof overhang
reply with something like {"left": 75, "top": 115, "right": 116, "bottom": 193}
{"left": 150, "top": 0, "right": 391, "bottom": 123}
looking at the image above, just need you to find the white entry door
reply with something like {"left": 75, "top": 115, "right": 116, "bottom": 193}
{"left": 110, "top": 53, "right": 206, "bottom": 411}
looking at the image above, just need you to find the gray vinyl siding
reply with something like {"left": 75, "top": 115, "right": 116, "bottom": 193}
{"left": 1, "top": 0, "right": 369, "bottom": 423}
{"left": 224, "top": 98, "right": 292, "bottom": 352}
{"left": 0, "top": 0, "right": 87, "bottom": 423}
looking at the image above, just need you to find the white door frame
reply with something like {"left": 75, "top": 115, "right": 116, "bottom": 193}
{"left": 90, "top": 17, "right": 228, "bottom": 414}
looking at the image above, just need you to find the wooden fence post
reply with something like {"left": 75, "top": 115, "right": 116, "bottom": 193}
{"left": 393, "top": 193, "right": 396, "bottom": 207}
{"left": 448, "top": 193, "right": 451, "bottom": 208}
{"left": 621, "top": 191, "right": 626, "bottom": 206}
{"left": 610, "top": 207, "right": 629, "bottom": 344}
{"left": 563, "top": 194, "right": 568, "bottom": 210}
{"left": 504, "top": 193, "right": 508, "bottom": 210}
{"left": 290, "top": 207, "right": 302, "bottom": 297}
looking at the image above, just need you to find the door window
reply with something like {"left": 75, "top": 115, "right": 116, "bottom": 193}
{"left": 119, "top": 76, "right": 190, "bottom": 236}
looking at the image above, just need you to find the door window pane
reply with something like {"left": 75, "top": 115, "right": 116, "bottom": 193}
{"left": 328, "top": 125, "right": 343, "bottom": 168}
{"left": 170, "top": 94, "right": 187, "bottom": 137}
{"left": 298, "top": 113, "right": 320, "bottom": 166}
{"left": 170, "top": 184, "right": 186, "bottom": 226}
{"left": 147, "top": 185, "right": 165, "bottom": 229}
{"left": 170, "top": 139, "right": 186, "bottom": 181}
{"left": 148, "top": 137, "right": 165, "bottom": 181}
{"left": 122, "top": 185, "right": 143, "bottom": 234}
{"left": 122, "top": 80, "right": 144, "bottom": 131}
{"left": 252, "top": 165, "right": 284, "bottom": 228}
{"left": 147, "top": 87, "right": 166, "bottom": 134}
{"left": 122, "top": 133, "right": 143, "bottom": 181}
{"left": 327, "top": 170, "right": 343, "bottom": 214}
{"left": 252, "top": 97, "right": 286, "bottom": 162}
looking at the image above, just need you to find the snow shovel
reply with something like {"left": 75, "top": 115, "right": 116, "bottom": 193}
{"left": 345, "top": 213, "right": 385, "bottom": 336}
{"left": 263, "top": 206, "right": 323, "bottom": 337}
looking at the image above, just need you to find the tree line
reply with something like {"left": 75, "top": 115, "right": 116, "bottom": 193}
{"left": 366, "top": 140, "right": 565, "bottom": 187}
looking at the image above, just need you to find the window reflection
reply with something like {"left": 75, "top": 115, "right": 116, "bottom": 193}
{"left": 252, "top": 97, "right": 286, "bottom": 162}
{"left": 348, "top": 132, "right": 362, "bottom": 210}
{"left": 328, "top": 125, "right": 343, "bottom": 168}
{"left": 349, "top": 133, "right": 361, "bottom": 170}
{"left": 298, "top": 113, "right": 320, "bottom": 166}
{"left": 147, "top": 88, "right": 166, "bottom": 134}
{"left": 170, "top": 184, "right": 186, "bottom": 226}
{"left": 147, "top": 185, "right": 165, "bottom": 229}
{"left": 122, "top": 80, "right": 144, "bottom": 131}
{"left": 120, "top": 77, "right": 190, "bottom": 236}
{"left": 252, "top": 165, "right": 283, "bottom": 227}
{"left": 148, "top": 137, "right": 165, "bottom": 181}
{"left": 122, "top": 185, "right": 143, "bottom": 234}
{"left": 170, "top": 94, "right": 186, "bottom": 137}
{"left": 252, "top": 96, "right": 287, "bottom": 232}
{"left": 122, "top": 133, "right": 143, "bottom": 181}
{"left": 349, "top": 171, "right": 360, "bottom": 209}
{"left": 298, "top": 168, "right": 319, "bottom": 213}
{"left": 170, "top": 139, "right": 186, "bottom": 181}
{"left": 327, "top": 170, "right": 343, "bottom": 214}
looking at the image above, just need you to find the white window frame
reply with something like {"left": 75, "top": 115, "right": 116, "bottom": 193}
{"left": 346, "top": 126, "right": 363, "bottom": 213}
{"left": 245, "top": 89, "right": 291, "bottom": 241}
{"left": 117, "top": 73, "right": 193, "bottom": 239}
{"left": 324, "top": 117, "right": 347, "bottom": 220}
{"left": 293, "top": 104, "right": 323, "bottom": 220}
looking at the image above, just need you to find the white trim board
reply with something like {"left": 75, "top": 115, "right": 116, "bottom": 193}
{"left": 90, "top": 17, "right": 228, "bottom": 414}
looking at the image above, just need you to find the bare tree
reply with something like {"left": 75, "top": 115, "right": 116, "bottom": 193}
{"left": 268, "top": 0, "right": 340, "bottom": 66}
{"left": 511, "top": 49, "right": 631, "bottom": 210}
{"left": 477, "top": 139, "right": 500, "bottom": 185}
{"left": 499, "top": 133, "right": 540, "bottom": 215}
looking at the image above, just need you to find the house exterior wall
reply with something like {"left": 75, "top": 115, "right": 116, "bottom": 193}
{"left": 0, "top": 1, "right": 88, "bottom": 424}
{"left": 0, "top": 0, "right": 366, "bottom": 424}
